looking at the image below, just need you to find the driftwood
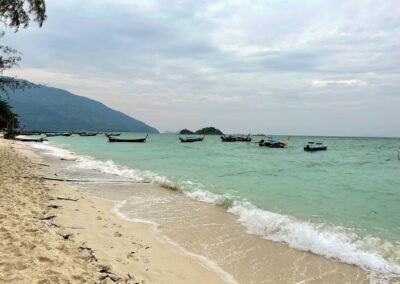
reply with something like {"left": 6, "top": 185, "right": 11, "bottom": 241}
{"left": 98, "top": 266, "right": 124, "bottom": 282}
{"left": 99, "top": 275, "right": 121, "bottom": 282}
{"left": 58, "top": 233, "right": 71, "bottom": 240}
{"left": 34, "top": 215, "right": 56, "bottom": 221}
{"left": 52, "top": 197, "right": 79, "bottom": 201}
{"left": 48, "top": 205, "right": 62, "bottom": 209}
{"left": 48, "top": 223, "right": 60, "bottom": 228}
{"left": 78, "top": 246, "right": 98, "bottom": 263}
{"left": 99, "top": 266, "right": 114, "bottom": 275}
{"left": 40, "top": 176, "right": 149, "bottom": 184}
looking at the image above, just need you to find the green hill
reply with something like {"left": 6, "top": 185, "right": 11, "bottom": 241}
{"left": 179, "top": 128, "right": 195, "bottom": 135}
{"left": 195, "top": 127, "right": 223, "bottom": 135}
{"left": 4, "top": 80, "right": 159, "bottom": 133}
{"left": 179, "top": 127, "right": 223, "bottom": 135}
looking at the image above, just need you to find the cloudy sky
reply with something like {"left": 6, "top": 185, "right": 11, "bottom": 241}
{"left": 4, "top": 0, "right": 400, "bottom": 136}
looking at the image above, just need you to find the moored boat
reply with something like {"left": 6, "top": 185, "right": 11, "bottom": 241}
{"left": 78, "top": 132, "right": 98, "bottom": 136}
{"left": 221, "top": 135, "right": 251, "bottom": 142}
{"left": 20, "top": 131, "right": 42, "bottom": 135}
{"left": 304, "top": 142, "right": 327, "bottom": 151}
{"left": 259, "top": 137, "right": 290, "bottom": 148}
{"left": 179, "top": 134, "right": 205, "bottom": 143}
{"left": 15, "top": 137, "right": 47, "bottom": 142}
{"left": 105, "top": 133, "right": 121, "bottom": 137}
{"left": 108, "top": 134, "right": 148, "bottom": 143}
{"left": 46, "top": 133, "right": 62, "bottom": 137}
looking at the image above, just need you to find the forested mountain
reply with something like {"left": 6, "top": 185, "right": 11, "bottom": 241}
{"left": 5, "top": 81, "right": 159, "bottom": 133}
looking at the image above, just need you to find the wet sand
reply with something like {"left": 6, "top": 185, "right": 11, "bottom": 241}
{"left": 0, "top": 138, "right": 226, "bottom": 283}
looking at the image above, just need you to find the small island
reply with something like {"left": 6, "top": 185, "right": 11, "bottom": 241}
{"left": 179, "top": 127, "right": 223, "bottom": 135}
{"left": 179, "top": 128, "right": 195, "bottom": 135}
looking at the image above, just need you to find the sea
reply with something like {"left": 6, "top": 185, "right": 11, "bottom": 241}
{"left": 26, "top": 134, "right": 400, "bottom": 283}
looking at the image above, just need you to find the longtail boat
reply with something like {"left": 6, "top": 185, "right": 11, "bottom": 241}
{"left": 179, "top": 134, "right": 205, "bottom": 143}
{"left": 105, "top": 133, "right": 121, "bottom": 137}
{"left": 15, "top": 137, "right": 47, "bottom": 142}
{"left": 221, "top": 135, "right": 251, "bottom": 142}
{"left": 62, "top": 132, "right": 72, "bottom": 136}
{"left": 78, "top": 132, "right": 98, "bottom": 136}
{"left": 20, "top": 131, "right": 41, "bottom": 135}
{"left": 46, "top": 133, "right": 62, "bottom": 137}
{"left": 259, "top": 137, "right": 290, "bottom": 148}
{"left": 108, "top": 134, "right": 148, "bottom": 143}
{"left": 304, "top": 142, "right": 327, "bottom": 151}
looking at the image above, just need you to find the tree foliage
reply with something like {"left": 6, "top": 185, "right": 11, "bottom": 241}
{"left": 0, "top": 0, "right": 46, "bottom": 136}
{"left": 0, "top": 98, "right": 19, "bottom": 130}
{"left": 0, "top": 0, "right": 46, "bottom": 31}
{"left": 0, "top": 31, "right": 29, "bottom": 96}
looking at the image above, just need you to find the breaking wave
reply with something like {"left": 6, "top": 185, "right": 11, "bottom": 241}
{"left": 30, "top": 142, "right": 400, "bottom": 277}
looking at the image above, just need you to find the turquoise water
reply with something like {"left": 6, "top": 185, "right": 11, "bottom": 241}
{"left": 33, "top": 134, "right": 400, "bottom": 273}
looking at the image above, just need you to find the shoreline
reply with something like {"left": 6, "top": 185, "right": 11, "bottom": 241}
{"left": 5, "top": 137, "right": 400, "bottom": 283}
{"left": 0, "top": 138, "right": 228, "bottom": 283}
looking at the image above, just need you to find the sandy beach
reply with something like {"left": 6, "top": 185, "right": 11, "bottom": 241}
{"left": 0, "top": 137, "right": 227, "bottom": 283}
{"left": 3, "top": 136, "right": 399, "bottom": 284}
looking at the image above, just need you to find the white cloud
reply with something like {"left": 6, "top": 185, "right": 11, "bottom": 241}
{"left": 3, "top": 0, "right": 400, "bottom": 136}
{"left": 312, "top": 79, "right": 367, "bottom": 87}
{"left": 206, "top": 95, "right": 242, "bottom": 103}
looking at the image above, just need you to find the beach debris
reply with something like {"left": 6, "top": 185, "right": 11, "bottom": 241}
{"left": 48, "top": 222, "right": 60, "bottom": 228}
{"left": 41, "top": 177, "right": 83, "bottom": 182}
{"left": 99, "top": 266, "right": 114, "bottom": 274}
{"left": 99, "top": 275, "right": 121, "bottom": 282}
{"left": 38, "top": 163, "right": 50, "bottom": 167}
{"left": 58, "top": 233, "right": 72, "bottom": 240}
{"left": 99, "top": 266, "right": 121, "bottom": 282}
{"left": 48, "top": 204, "right": 62, "bottom": 209}
{"left": 41, "top": 176, "right": 149, "bottom": 184}
{"left": 160, "top": 184, "right": 179, "bottom": 191}
{"left": 34, "top": 215, "right": 57, "bottom": 221}
{"left": 60, "top": 158, "right": 77, "bottom": 161}
{"left": 78, "top": 246, "right": 98, "bottom": 263}
{"left": 55, "top": 197, "right": 79, "bottom": 202}
{"left": 125, "top": 273, "right": 140, "bottom": 284}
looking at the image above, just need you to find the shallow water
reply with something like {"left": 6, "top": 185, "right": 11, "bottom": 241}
{"left": 28, "top": 134, "right": 400, "bottom": 281}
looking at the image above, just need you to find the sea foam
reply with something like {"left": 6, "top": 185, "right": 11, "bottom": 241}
{"left": 30, "top": 142, "right": 400, "bottom": 277}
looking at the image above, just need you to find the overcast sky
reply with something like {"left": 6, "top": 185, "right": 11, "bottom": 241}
{"left": 4, "top": 0, "right": 400, "bottom": 136}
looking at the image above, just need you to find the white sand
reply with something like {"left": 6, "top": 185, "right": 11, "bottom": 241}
{"left": 0, "top": 138, "right": 226, "bottom": 283}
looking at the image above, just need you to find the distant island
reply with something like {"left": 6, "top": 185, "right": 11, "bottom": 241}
{"left": 5, "top": 78, "right": 159, "bottom": 133}
{"left": 179, "top": 127, "right": 223, "bottom": 135}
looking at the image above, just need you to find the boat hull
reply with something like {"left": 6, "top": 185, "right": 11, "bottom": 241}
{"left": 221, "top": 136, "right": 251, "bottom": 142}
{"left": 108, "top": 134, "right": 148, "bottom": 143}
{"left": 259, "top": 142, "right": 287, "bottom": 148}
{"left": 78, "top": 133, "right": 97, "bottom": 136}
{"left": 258, "top": 137, "right": 290, "bottom": 148}
{"left": 179, "top": 135, "right": 205, "bottom": 143}
{"left": 15, "top": 138, "right": 47, "bottom": 142}
{"left": 304, "top": 146, "right": 327, "bottom": 151}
